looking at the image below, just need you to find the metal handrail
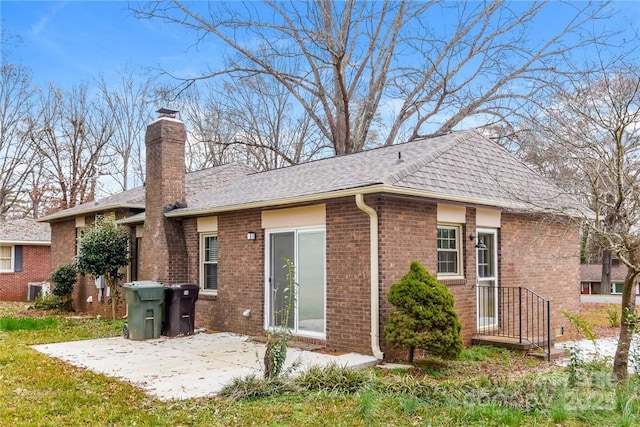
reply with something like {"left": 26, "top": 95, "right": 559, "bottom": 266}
{"left": 475, "top": 285, "right": 551, "bottom": 361}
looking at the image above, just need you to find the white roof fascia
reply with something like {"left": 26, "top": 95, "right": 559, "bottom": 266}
{"left": 163, "top": 184, "right": 539, "bottom": 218}
{"left": 0, "top": 240, "right": 51, "bottom": 246}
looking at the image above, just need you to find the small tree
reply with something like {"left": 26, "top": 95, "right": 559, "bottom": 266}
{"left": 49, "top": 263, "right": 77, "bottom": 311}
{"left": 76, "top": 217, "right": 129, "bottom": 320}
{"left": 263, "top": 258, "right": 297, "bottom": 380}
{"left": 384, "top": 261, "right": 463, "bottom": 363}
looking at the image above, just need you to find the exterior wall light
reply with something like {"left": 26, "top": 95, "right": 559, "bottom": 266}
{"left": 247, "top": 231, "right": 257, "bottom": 241}
{"left": 469, "top": 232, "right": 487, "bottom": 249}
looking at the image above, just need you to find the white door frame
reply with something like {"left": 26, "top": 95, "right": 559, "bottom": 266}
{"left": 264, "top": 227, "right": 326, "bottom": 338}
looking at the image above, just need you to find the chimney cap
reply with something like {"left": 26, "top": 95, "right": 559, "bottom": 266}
{"left": 157, "top": 108, "right": 179, "bottom": 118}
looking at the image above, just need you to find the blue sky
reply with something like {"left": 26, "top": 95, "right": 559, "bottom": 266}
{"left": 2, "top": 1, "right": 640, "bottom": 90}
{"left": 2, "top": 0, "right": 221, "bottom": 88}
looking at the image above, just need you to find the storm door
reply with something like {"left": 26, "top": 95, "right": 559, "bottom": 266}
{"left": 476, "top": 229, "right": 498, "bottom": 329}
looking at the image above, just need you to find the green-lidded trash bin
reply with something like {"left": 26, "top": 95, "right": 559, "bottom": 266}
{"left": 122, "top": 281, "right": 165, "bottom": 340}
{"left": 163, "top": 284, "right": 199, "bottom": 337}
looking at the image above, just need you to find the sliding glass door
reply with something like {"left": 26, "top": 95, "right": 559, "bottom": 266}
{"left": 267, "top": 229, "right": 326, "bottom": 337}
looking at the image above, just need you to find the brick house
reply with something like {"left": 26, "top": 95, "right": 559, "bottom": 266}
{"left": 580, "top": 262, "right": 640, "bottom": 305}
{"left": 0, "top": 219, "right": 51, "bottom": 301}
{"left": 40, "top": 111, "right": 584, "bottom": 358}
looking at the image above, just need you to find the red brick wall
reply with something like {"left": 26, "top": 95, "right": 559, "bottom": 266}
{"left": 49, "top": 218, "right": 97, "bottom": 314}
{"left": 50, "top": 219, "right": 76, "bottom": 269}
{"left": 376, "top": 196, "right": 478, "bottom": 352}
{"left": 325, "top": 198, "right": 372, "bottom": 353}
{"left": 190, "top": 199, "right": 381, "bottom": 354}
{"left": 377, "top": 196, "right": 436, "bottom": 354}
{"left": 0, "top": 245, "right": 51, "bottom": 301}
{"left": 191, "top": 211, "right": 265, "bottom": 337}
{"left": 50, "top": 215, "right": 134, "bottom": 318}
{"left": 500, "top": 213, "right": 580, "bottom": 340}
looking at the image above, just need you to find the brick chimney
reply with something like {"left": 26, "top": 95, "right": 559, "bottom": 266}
{"left": 139, "top": 109, "right": 188, "bottom": 283}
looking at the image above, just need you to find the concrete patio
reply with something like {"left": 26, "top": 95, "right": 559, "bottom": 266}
{"left": 32, "top": 332, "right": 379, "bottom": 401}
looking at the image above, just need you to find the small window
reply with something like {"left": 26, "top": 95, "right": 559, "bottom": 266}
{"left": 437, "top": 225, "right": 462, "bottom": 276}
{"left": 0, "top": 245, "right": 13, "bottom": 272}
{"left": 612, "top": 282, "right": 624, "bottom": 294}
{"left": 201, "top": 234, "right": 218, "bottom": 291}
{"left": 76, "top": 227, "right": 86, "bottom": 256}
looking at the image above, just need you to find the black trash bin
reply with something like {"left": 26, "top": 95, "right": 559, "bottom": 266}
{"left": 163, "top": 284, "right": 199, "bottom": 337}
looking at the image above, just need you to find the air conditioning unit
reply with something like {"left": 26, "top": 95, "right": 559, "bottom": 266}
{"left": 27, "top": 282, "right": 51, "bottom": 301}
{"left": 27, "top": 283, "right": 42, "bottom": 301}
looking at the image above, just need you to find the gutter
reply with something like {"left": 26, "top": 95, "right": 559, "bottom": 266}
{"left": 0, "top": 241, "right": 50, "bottom": 246}
{"left": 164, "top": 184, "right": 534, "bottom": 218}
{"left": 355, "top": 193, "right": 384, "bottom": 360}
{"left": 37, "top": 203, "right": 145, "bottom": 223}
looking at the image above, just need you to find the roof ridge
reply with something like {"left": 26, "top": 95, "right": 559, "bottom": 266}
{"left": 186, "top": 161, "right": 257, "bottom": 178}
{"left": 384, "top": 130, "right": 478, "bottom": 185}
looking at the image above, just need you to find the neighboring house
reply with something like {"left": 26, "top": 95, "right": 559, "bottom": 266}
{"left": 580, "top": 261, "right": 640, "bottom": 303}
{"left": 0, "top": 219, "right": 51, "bottom": 301}
{"left": 40, "top": 111, "right": 585, "bottom": 358}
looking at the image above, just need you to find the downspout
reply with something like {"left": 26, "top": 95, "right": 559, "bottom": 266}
{"left": 355, "top": 194, "right": 384, "bottom": 360}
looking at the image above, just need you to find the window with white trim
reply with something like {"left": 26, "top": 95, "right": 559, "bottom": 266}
{"left": 0, "top": 245, "right": 13, "bottom": 272}
{"left": 201, "top": 234, "right": 218, "bottom": 291}
{"left": 437, "top": 225, "right": 462, "bottom": 276}
{"left": 611, "top": 282, "right": 624, "bottom": 294}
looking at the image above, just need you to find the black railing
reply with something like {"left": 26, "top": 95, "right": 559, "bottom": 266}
{"left": 475, "top": 285, "right": 551, "bottom": 361}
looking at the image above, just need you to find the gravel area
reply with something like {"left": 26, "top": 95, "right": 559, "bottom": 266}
{"left": 556, "top": 335, "right": 640, "bottom": 372}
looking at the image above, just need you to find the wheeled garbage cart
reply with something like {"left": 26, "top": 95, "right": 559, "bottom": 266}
{"left": 163, "top": 284, "right": 199, "bottom": 337}
{"left": 122, "top": 281, "right": 165, "bottom": 340}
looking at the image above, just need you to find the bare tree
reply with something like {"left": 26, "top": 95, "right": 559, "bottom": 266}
{"left": 134, "top": 0, "right": 614, "bottom": 155}
{"left": 174, "top": 85, "right": 247, "bottom": 172}
{"left": 174, "top": 76, "right": 328, "bottom": 171}
{"left": 23, "top": 151, "right": 60, "bottom": 219}
{"left": 518, "top": 64, "right": 640, "bottom": 380}
{"left": 0, "top": 62, "right": 37, "bottom": 219}
{"left": 98, "top": 70, "right": 156, "bottom": 191}
{"left": 29, "top": 84, "right": 114, "bottom": 211}
{"left": 218, "top": 75, "right": 328, "bottom": 170}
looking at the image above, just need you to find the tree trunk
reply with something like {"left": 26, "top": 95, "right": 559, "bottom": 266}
{"left": 108, "top": 275, "right": 118, "bottom": 320}
{"left": 601, "top": 250, "right": 612, "bottom": 294}
{"left": 408, "top": 346, "right": 415, "bottom": 364}
{"left": 613, "top": 269, "right": 638, "bottom": 380}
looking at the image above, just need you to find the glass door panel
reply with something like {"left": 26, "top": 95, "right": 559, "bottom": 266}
{"left": 269, "top": 232, "right": 295, "bottom": 329}
{"left": 297, "top": 231, "right": 325, "bottom": 334}
{"left": 476, "top": 230, "right": 498, "bottom": 329}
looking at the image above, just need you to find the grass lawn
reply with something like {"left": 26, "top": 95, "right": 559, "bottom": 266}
{"left": 0, "top": 302, "right": 638, "bottom": 426}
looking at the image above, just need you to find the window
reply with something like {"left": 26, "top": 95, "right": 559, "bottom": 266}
{"left": 201, "top": 234, "right": 218, "bottom": 291}
{"left": 437, "top": 225, "right": 462, "bottom": 276}
{"left": 612, "top": 282, "right": 624, "bottom": 294}
{"left": 0, "top": 246, "right": 13, "bottom": 272}
{"left": 76, "top": 227, "right": 85, "bottom": 255}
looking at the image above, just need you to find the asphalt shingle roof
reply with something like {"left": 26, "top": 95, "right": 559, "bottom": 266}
{"left": 39, "top": 162, "right": 256, "bottom": 222}
{"left": 40, "top": 129, "right": 586, "bottom": 222}
{"left": 580, "top": 264, "right": 628, "bottom": 282}
{"left": 170, "top": 130, "right": 584, "bottom": 216}
{"left": 0, "top": 219, "right": 51, "bottom": 243}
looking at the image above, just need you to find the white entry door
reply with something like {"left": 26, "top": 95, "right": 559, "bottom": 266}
{"left": 476, "top": 229, "right": 498, "bottom": 329}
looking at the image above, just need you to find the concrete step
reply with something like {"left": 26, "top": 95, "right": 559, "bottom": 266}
{"left": 472, "top": 334, "right": 560, "bottom": 360}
